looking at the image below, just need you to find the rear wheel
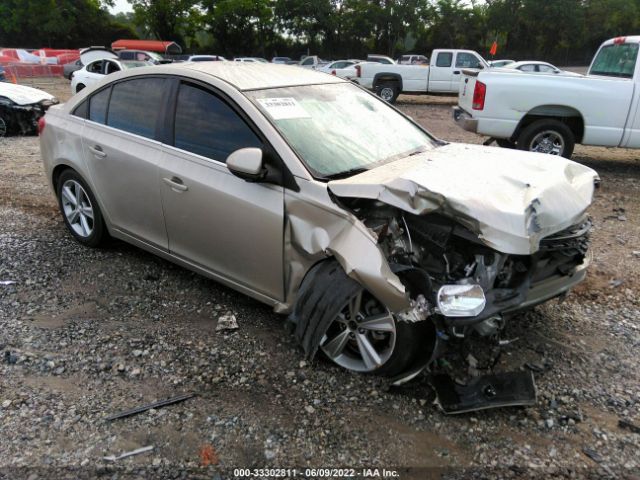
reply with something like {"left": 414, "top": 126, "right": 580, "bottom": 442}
{"left": 376, "top": 82, "right": 399, "bottom": 103}
{"left": 56, "top": 169, "right": 108, "bottom": 247}
{"left": 517, "top": 119, "right": 575, "bottom": 158}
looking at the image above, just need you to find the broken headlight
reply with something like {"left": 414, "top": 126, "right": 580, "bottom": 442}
{"left": 437, "top": 284, "right": 486, "bottom": 317}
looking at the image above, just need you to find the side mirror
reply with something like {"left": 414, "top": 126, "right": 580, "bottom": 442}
{"left": 226, "top": 148, "right": 265, "bottom": 181}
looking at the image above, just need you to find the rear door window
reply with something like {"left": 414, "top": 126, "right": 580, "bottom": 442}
{"left": 107, "top": 77, "right": 166, "bottom": 139}
{"left": 436, "top": 52, "right": 453, "bottom": 67}
{"left": 88, "top": 87, "right": 110, "bottom": 124}
{"left": 87, "top": 60, "right": 103, "bottom": 74}
{"left": 173, "top": 82, "right": 262, "bottom": 162}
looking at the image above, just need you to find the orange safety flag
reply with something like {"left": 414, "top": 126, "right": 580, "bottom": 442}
{"left": 489, "top": 41, "right": 498, "bottom": 56}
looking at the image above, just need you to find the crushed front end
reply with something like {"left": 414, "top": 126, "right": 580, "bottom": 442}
{"left": 0, "top": 96, "right": 58, "bottom": 136}
{"left": 347, "top": 200, "right": 591, "bottom": 376}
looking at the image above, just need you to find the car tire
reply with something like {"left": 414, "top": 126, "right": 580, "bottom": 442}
{"left": 376, "top": 82, "right": 400, "bottom": 103}
{"left": 517, "top": 119, "right": 575, "bottom": 158}
{"left": 0, "top": 113, "right": 7, "bottom": 137}
{"left": 75, "top": 83, "right": 85, "bottom": 94}
{"left": 290, "top": 260, "right": 432, "bottom": 377}
{"left": 56, "top": 169, "right": 108, "bottom": 247}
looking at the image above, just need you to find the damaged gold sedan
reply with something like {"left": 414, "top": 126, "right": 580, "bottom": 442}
{"left": 39, "top": 63, "right": 598, "bottom": 384}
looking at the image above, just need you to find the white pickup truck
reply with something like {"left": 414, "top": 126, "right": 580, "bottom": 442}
{"left": 453, "top": 36, "right": 640, "bottom": 158}
{"left": 352, "top": 49, "right": 488, "bottom": 102}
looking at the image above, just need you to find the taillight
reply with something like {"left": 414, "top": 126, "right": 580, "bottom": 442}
{"left": 37, "top": 116, "right": 46, "bottom": 135}
{"left": 355, "top": 65, "right": 361, "bottom": 77}
{"left": 472, "top": 81, "right": 486, "bottom": 110}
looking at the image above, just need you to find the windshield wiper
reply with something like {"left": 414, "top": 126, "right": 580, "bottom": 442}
{"left": 322, "top": 167, "right": 370, "bottom": 180}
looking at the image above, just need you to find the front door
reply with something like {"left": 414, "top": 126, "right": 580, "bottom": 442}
{"left": 159, "top": 81, "right": 285, "bottom": 300}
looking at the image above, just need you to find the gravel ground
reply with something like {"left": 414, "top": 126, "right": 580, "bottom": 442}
{"left": 1, "top": 79, "right": 639, "bottom": 479}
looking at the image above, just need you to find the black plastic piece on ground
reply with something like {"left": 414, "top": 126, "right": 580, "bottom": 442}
{"left": 105, "top": 392, "right": 196, "bottom": 421}
{"left": 432, "top": 371, "right": 537, "bottom": 414}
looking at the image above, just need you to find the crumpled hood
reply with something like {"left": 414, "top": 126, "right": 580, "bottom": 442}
{"left": 0, "top": 82, "right": 56, "bottom": 106}
{"left": 328, "top": 143, "right": 598, "bottom": 255}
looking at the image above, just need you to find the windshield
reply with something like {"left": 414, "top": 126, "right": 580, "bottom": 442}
{"left": 590, "top": 43, "right": 638, "bottom": 78}
{"left": 247, "top": 83, "right": 436, "bottom": 178}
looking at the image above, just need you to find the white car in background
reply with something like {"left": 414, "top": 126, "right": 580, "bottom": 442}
{"left": 71, "top": 48, "right": 150, "bottom": 94}
{"left": 317, "top": 60, "right": 362, "bottom": 78}
{"left": 488, "top": 59, "right": 515, "bottom": 68}
{"left": 502, "top": 61, "right": 581, "bottom": 76}
{"left": 234, "top": 57, "right": 268, "bottom": 63}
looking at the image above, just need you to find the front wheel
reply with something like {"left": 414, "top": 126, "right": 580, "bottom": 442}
{"left": 517, "top": 119, "right": 575, "bottom": 158}
{"left": 290, "top": 260, "right": 433, "bottom": 377}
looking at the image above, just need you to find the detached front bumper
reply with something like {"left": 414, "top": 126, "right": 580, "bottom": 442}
{"left": 452, "top": 106, "right": 478, "bottom": 133}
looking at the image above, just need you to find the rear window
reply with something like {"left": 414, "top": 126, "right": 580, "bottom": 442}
{"left": 590, "top": 43, "right": 639, "bottom": 78}
{"left": 436, "top": 52, "right": 452, "bottom": 67}
{"left": 107, "top": 77, "right": 166, "bottom": 139}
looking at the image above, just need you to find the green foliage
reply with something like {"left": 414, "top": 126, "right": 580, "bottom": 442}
{"left": 0, "top": 0, "right": 137, "bottom": 48}
{"left": 1, "top": 0, "right": 639, "bottom": 63}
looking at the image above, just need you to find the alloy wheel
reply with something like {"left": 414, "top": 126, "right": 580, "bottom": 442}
{"left": 530, "top": 130, "right": 565, "bottom": 155}
{"left": 320, "top": 290, "right": 396, "bottom": 372}
{"left": 61, "top": 179, "right": 94, "bottom": 238}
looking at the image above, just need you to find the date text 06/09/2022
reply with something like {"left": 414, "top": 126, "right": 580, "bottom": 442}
{"left": 233, "top": 468, "right": 401, "bottom": 478}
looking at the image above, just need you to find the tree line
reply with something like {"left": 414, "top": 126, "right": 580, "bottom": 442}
{"left": 1, "top": 0, "right": 639, "bottom": 65}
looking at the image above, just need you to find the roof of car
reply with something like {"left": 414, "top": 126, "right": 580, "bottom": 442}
{"left": 162, "top": 62, "right": 345, "bottom": 90}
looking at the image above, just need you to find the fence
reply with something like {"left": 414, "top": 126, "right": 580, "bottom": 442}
{"left": 2, "top": 63, "right": 63, "bottom": 88}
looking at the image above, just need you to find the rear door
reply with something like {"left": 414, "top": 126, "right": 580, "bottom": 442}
{"left": 81, "top": 77, "right": 169, "bottom": 249}
{"left": 427, "top": 51, "right": 454, "bottom": 92}
{"left": 158, "top": 80, "right": 285, "bottom": 300}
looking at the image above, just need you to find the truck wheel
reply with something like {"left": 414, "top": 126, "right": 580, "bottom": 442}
{"left": 517, "top": 119, "right": 575, "bottom": 158}
{"left": 376, "top": 83, "right": 399, "bottom": 103}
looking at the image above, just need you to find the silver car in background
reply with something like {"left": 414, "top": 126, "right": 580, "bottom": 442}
{"left": 40, "top": 63, "right": 597, "bottom": 383}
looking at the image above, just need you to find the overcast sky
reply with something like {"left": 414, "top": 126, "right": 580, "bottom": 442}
{"left": 109, "top": 0, "right": 132, "bottom": 14}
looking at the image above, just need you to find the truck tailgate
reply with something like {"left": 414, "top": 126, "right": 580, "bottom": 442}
{"left": 458, "top": 70, "right": 479, "bottom": 113}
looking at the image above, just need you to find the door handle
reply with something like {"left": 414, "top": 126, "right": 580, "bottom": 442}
{"left": 89, "top": 145, "right": 106, "bottom": 158}
{"left": 453, "top": 70, "right": 461, "bottom": 75}
{"left": 163, "top": 176, "right": 188, "bottom": 192}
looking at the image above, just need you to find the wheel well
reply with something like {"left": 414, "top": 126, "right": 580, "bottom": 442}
{"left": 513, "top": 107, "right": 584, "bottom": 143}
{"left": 373, "top": 74, "right": 402, "bottom": 91}
{"left": 52, "top": 164, "right": 73, "bottom": 190}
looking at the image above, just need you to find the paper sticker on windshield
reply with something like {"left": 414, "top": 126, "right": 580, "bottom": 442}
{"left": 257, "top": 97, "right": 310, "bottom": 120}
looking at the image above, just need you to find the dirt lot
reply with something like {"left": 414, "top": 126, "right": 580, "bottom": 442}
{"left": 1, "top": 79, "right": 639, "bottom": 479}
